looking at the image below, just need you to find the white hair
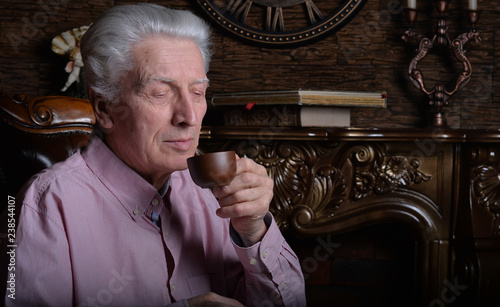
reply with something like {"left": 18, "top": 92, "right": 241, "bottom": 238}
{"left": 80, "top": 3, "right": 213, "bottom": 103}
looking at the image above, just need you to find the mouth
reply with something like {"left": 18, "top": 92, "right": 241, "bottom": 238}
{"left": 164, "top": 138, "right": 194, "bottom": 152}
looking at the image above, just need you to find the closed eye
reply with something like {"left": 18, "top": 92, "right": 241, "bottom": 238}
{"left": 152, "top": 92, "right": 166, "bottom": 98}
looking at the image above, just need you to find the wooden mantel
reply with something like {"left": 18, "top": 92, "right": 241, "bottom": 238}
{"left": 199, "top": 126, "right": 500, "bottom": 306}
{"left": 201, "top": 126, "right": 500, "bottom": 142}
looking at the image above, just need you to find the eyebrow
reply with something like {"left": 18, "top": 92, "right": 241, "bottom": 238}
{"left": 145, "top": 77, "right": 210, "bottom": 86}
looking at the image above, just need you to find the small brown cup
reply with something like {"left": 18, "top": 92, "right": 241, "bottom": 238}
{"left": 187, "top": 151, "right": 237, "bottom": 188}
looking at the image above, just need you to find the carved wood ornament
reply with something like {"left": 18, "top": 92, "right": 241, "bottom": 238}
{"left": 0, "top": 90, "right": 94, "bottom": 134}
{"left": 473, "top": 165, "right": 500, "bottom": 235}
{"left": 200, "top": 139, "right": 432, "bottom": 232}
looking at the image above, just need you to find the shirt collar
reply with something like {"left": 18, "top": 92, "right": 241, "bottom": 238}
{"left": 158, "top": 177, "right": 170, "bottom": 198}
{"left": 81, "top": 134, "right": 165, "bottom": 221}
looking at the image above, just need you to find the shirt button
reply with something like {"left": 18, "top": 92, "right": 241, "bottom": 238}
{"left": 171, "top": 284, "right": 175, "bottom": 292}
{"left": 249, "top": 258, "right": 257, "bottom": 265}
{"left": 282, "top": 282, "right": 288, "bottom": 290}
{"left": 263, "top": 251, "right": 268, "bottom": 258}
{"left": 164, "top": 231, "right": 168, "bottom": 238}
{"left": 152, "top": 199, "right": 159, "bottom": 206}
{"left": 133, "top": 209, "right": 141, "bottom": 215}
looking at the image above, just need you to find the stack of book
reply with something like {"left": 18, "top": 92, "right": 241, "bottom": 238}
{"left": 209, "top": 90, "right": 387, "bottom": 127}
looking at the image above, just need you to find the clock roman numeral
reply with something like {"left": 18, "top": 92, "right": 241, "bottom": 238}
{"left": 223, "top": 0, "right": 253, "bottom": 23}
{"left": 305, "top": 0, "right": 324, "bottom": 24}
{"left": 266, "top": 6, "right": 285, "bottom": 32}
{"left": 264, "top": 0, "right": 324, "bottom": 33}
{"left": 220, "top": 0, "right": 327, "bottom": 33}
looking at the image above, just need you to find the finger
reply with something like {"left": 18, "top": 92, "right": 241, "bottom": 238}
{"left": 216, "top": 188, "right": 271, "bottom": 220}
{"left": 217, "top": 184, "right": 266, "bottom": 208}
{"left": 216, "top": 199, "right": 266, "bottom": 219}
{"left": 216, "top": 169, "right": 272, "bottom": 200}
{"left": 213, "top": 158, "right": 269, "bottom": 198}
{"left": 236, "top": 157, "right": 268, "bottom": 177}
{"left": 213, "top": 172, "right": 254, "bottom": 199}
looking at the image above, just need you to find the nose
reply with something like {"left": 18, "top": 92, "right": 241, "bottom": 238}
{"left": 172, "top": 91, "right": 199, "bottom": 127}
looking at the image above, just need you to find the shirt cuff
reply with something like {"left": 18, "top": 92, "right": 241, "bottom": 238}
{"left": 230, "top": 212, "right": 285, "bottom": 273}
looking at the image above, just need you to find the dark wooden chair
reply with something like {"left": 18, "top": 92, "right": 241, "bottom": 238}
{"left": 0, "top": 90, "right": 95, "bottom": 300}
{"left": 0, "top": 90, "right": 95, "bottom": 210}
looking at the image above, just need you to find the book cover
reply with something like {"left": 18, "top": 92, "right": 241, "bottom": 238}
{"left": 211, "top": 90, "right": 387, "bottom": 108}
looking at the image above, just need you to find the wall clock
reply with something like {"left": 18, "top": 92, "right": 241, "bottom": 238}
{"left": 195, "top": 0, "right": 367, "bottom": 46}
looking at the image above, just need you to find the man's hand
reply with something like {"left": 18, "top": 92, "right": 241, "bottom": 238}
{"left": 213, "top": 155, "right": 273, "bottom": 246}
{"left": 187, "top": 292, "right": 245, "bottom": 306}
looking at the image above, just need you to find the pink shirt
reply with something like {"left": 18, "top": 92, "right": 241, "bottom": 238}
{"left": 6, "top": 135, "right": 305, "bottom": 306}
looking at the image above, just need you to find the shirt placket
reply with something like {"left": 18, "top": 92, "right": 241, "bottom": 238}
{"left": 144, "top": 196, "right": 162, "bottom": 227}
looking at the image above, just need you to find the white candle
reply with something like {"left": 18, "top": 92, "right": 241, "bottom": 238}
{"left": 408, "top": 0, "right": 416, "bottom": 9}
{"left": 469, "top": 0, "right": 477, "bottom": 10}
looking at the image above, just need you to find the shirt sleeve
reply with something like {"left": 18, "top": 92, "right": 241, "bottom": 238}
{"left": 230, "top": 212, "right": 306, "bottom": 307}
{"left": 4, "top": 201, "right": 74, "bottom": 306}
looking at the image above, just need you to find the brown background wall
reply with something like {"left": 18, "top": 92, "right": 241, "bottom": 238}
{"left": 0, "top": 0, "right": 498, "bottom": 129}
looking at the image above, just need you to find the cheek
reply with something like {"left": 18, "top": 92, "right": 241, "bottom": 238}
{"left": 128, "top": 104, "right": 160, "bottom": 133}
{"left": 198, "top": 104, "right": 208, "bottom": 122}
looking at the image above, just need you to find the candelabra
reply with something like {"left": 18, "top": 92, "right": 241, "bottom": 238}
{"left": 402, "top": 0, "right": 481, "bottom": 127}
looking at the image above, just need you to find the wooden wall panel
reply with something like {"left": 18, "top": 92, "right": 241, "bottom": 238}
{"left": 0, "top": 0, "right": 498, "bottom": 129}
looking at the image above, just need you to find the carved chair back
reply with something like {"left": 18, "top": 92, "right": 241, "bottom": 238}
{"left": 0, "top": 90, "right": 95, "bottom": 210}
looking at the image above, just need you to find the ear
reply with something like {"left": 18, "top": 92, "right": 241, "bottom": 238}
{"left": 89, "top": 89, "right": 114, "bottom": 130}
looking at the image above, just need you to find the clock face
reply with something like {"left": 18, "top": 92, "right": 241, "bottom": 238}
{"left": 195, "top": 0, "right": 366, "bottom": 46}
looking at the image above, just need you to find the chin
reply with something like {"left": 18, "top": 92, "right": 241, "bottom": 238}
{"left": 156, "top": 154, "right": 189, "bottom": 173}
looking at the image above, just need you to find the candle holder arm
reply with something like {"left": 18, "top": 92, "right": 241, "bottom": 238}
{"left": 406, "top": 34, "right": 436, "bottom": 96}
{"left": 446, "top": 30, "right": 482, "bottom": 95}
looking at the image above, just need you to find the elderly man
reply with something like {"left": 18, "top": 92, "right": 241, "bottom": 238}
{"left": 5, "top": 3, "right": 305, "bottom": 307}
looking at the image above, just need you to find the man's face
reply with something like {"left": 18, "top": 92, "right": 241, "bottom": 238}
{"left": 101, "top": 37, "right": 208, "bottom": 187}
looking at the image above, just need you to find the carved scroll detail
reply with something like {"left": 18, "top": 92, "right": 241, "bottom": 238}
{"left": 236, "top": 141, "right": 346, "bottom": 230}
{"left": 199, "top": 140, "right": 432, "bottom": 230}
{"left": 353, "top": 154, "right": 432, "bottom": 200}
{"left": 473, "top": 165, "right": 500, "bottom": 235}
{"left": 0, "top": 91, "right": 95, "bottom": 134}
{"left": 31, "top": 102, "right": 55, "bottom": 126}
